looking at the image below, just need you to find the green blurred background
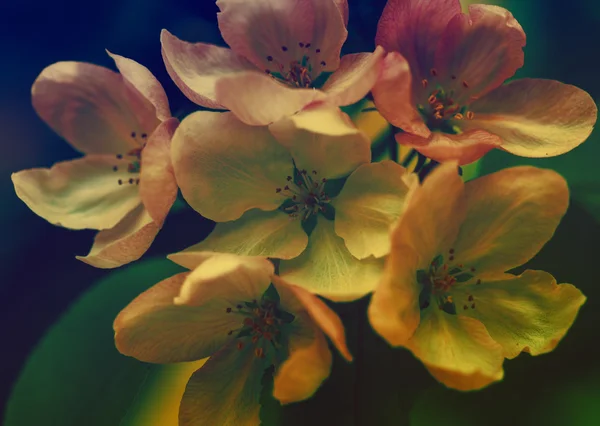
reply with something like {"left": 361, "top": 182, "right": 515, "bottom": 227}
{"left": 1, "top": 0, "right": 599, "bottom": 425}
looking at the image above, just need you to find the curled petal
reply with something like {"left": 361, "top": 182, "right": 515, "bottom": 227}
{"left": 375, "top": 0, "right": 462, "bottom": 80}
{"left": 139, "top": 118, "right": 179, "bottom": 225}
{"left": 214, "top": 71, "right": 327, "bottom": 125}
{"left": 269, "top": 105, "right": 370, "bottom": 179}
{"left": 405, "top": 309, "right": 505, "bottom": 391}
{"left": 279, "top": 219, "right": 384, "bottom": 301}
{"left": 32, "top": 61, "right": 158, "bottom": 155}
{"left": 12, "top": 155, "right": 140, "bottom": 230}
{"left": 170, "top": 209, "right": 308, "bottom": 260}
{"left": 397, "top": 130, "right": 502, "bottom": 165}
{"left": 160, "top": 29, "right": 256, "bottom": 109}
{"left": 180, "top": 343, "right": 264, "bottom": 426}
{"left": 371, "top": 52, "right": 430, "bottom": 137}
{"left": 108, "top": 50, "right": 171, "bottom": 121}
{"left": 452, "top": 166, "right": 569, "bottom": 275}
{"left": 455, "top": 271, "right": 586, "bottom": 359}
{"left": 171, "top": 111, "right": 293, "bottom": 222}
{"left": 333, "top": 161, "right": 413, "bottom": 259}
{"left": 434, "top": 5, "right": 526, "bottom": 101}
{"left": 216, "top": 0, "right": 347, "bottom": 73}
{"left": 463, "top": 78, "right": 597, "bottom": 157}
{"left": 322, "top": 47, "right": 385, "bottom": 107}
{"left": 77, "top": 204, "right": 159, "bottom": 269}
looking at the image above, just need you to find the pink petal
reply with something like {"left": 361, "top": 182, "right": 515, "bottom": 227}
{"left": 214, "top": 71, "right": 327, "bottom": 125}
{"left": 463, "top": 78, "right": 597, "bottom": 157}
{"left": 216, "top": 0, "right": 347, "bottom": 74}
{"left": 160, "top": 29, "right": 256, "bottom": 110}
{"left": 32, "top": 61, "right": 160, "bottom": 155}
{"left": 333, "top": 0, "right": 349, "bottom": 27}
{"left": 77, "top": 204, "right": 159, "bottom": 268}
{"left": 371, "top": 52, "right": 430, "bottom": 137}
{"left": 107, "top": 51, "right": 171, "bottom": 121}
{"left": 321, "top": 47, "right": 385, "bottom": 107}
{"left": 12, "top": 155, "right": 141, "bottom": 230}
{"left": 434, "top": 5, "right": 526, "bottom": 102}
{"left": 397, "top": 130, "right": 502, "bottom": 165}
{"left": 375, "top": 0, "right": 461, "bottom": 80}
{"left": 139, "top": 118, "right": 179, "bottom": 225}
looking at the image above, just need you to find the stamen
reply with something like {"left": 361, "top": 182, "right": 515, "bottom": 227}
{"left": 422, "top": 79, "right": 428, "bottom": 88}
{"left": 454, "top": 113, "right": 464, "bottom": 120}
{"left": 430, "top": 68, "right": 438, "bottom": 76}
{"left": 462, "top": 81, "right": 469, "bottom": 88}
{"left": 466, "top": 111, "right": 475, "bottom": 120}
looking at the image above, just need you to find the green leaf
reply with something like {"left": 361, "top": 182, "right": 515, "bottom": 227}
{"left": 4, "top": 258, "right": 185, "bottom": 426}
{"left": 453, "top": 273, "right": 474, "bottom": 283}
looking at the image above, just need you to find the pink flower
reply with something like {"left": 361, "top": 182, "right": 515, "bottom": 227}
{"left": 161, "top": 0, "right": 384, "bottom": 125}
{"left": 372, "top": 0, "right": 597, "bottom": 165}
{"left": 11, "top": 53, "right": 179, "bottom": 268}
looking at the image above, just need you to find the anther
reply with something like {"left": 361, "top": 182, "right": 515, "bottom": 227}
{"left": 468, "top": 295, "right": 474, "bottom": 302}
{"left": 316, "top": 48, "right": 321, "bottom": 53}
{"left": 141, "top": 133, "right": 147, "bottom": 138}
{"left": 255, "top": 347, "right": 265, "bottom": 358}
{"left": 226, "top": 307, "right": 232, "bottom": 313}
{"left": 428, "top": 95, "right": 437, "bottom": 104}
{"left": 281, "top": 46, "right": 288, "bottom": 52}
{"left": 236, "top": 304, "right": 242, "bottom": 309}
{"left": 471, "top": 303, "right": 476, "bottom": 309}
{"left": 118, "top": 179, "right": 123, "bottom": 185}
{"left": 476, "top": 279, "right": 481, "bottom": 285}
{"left": 243, "top": 318, "right": 254, "bottom": 326}
{"left": 312, "top": 170, "right": 317, "bottom": 175}
{"left": 113, "top": 166, "right": 118, "bottom": 172}
{"left": 449, "top": 248, "right": 455, "bottom": 254}
{"left": 116, "top": 154, "right": 123, "bottom": 159}
{"left": 299, "top": 42, "right": 304, "bottom": 47}
{"left": 320, "top": 61, "right": 326, "bottom": 66}
{"left": 251, "top": 335, "right": 259, "bottom": 344}
{"left": 466, "top": 111, "right": 475, "bottom": 120}
{"left": 276, "top": 188, "right": 282, "bottom": 193}
{"left": 422, "top": 79, "right": 428, "bottom": 88}
{"left": 237, "top": 342, "right": 244, "bottom": 350}
{"left": 470, "top": 267, "right": 476, "bottom": 272}
{"left": 463, "top": 305, "right": 468, "bottom": 310}
{"left": 227, "top": 330, "right": 233, "bottom": 335}
{"left": 305, "top": 43, "right": 311, "bottom": 48}
{"left": 449, "top": 256, "right": 454, "bottom": 261}
{"left": 131, "top": 132, "right": 136, "bottom": 138}
{"left": 267, "top": 56, "right": 273, "bottom": 61}
{"left": 451, "top": 75, "right": 457, "bottom": 80}
{"left": 128, "top": 178, "right": 134, "bottom": 184}
{"left": 454, "top": 113, "right": 464, "bottom": 120}
{"left": 265, "top": 69, "right": 270, "bottom": 74}
{"left": 430, "top": 68, "right": 438, "bottom": 76}
{"left": 462, "top": 81, "right": 469, "bottom": 88}
{"left": 286, "top": 176, "right": 292, "bottom": 181}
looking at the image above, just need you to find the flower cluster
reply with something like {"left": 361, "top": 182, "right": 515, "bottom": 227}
{"left": 12, "top": 0, "right": 596, "bottom": 424}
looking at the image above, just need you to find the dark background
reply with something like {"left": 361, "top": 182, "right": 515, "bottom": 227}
{"left": 1, "top": 0, "right": 599, "bottom": 424}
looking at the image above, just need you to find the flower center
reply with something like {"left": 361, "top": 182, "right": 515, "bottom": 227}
{"left": 225, "top": 284, "right": 295, "bottom": 359}
{"left": 112, "top": 131, "right": 147, "bottom": 186}
{"left": 276, "top": 169, "right": 330, "bottom": 221}
{"left": 417, "top": 248, "right": 481, "bottom": 314}
{"left": 264, "top": 43, "right": 328, "bottom": 88}
{"left": 418, "top": 69, "right": 476, "bottom": 134}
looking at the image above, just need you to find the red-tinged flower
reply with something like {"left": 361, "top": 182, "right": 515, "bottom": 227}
{"left": 11, "top": 53, "right": 179, "bottom": 268}
{"left": 372, "top": 0, "right": 597, "bottom": 165}
{"left": 160, "top": 0, "right": 384, "bottom": 126}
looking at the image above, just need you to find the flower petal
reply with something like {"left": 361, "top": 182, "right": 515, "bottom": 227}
{"left": 279, "top": 219, "right": 384, "bottom": 301}
{"left": 171, "top": 111, "right": 294, "bottom": 222}
{"left": 272, "top": 327, "right": 332, "bottom": 405}
{"left": 12, "top": 155, "right": 141, "bottom": 230}
{"left": 452, "top": 166, "right": 569, "bottom": 275}
{"left": 107, "top": 51, "right": 171, "bottom": 121}
{"left": 32, "top": 61, "right": 158, "bottom": 155}
{"left": 77, "top": 204, "right": 159, "bottom": 269}
{"left": 321, "top": 47, "right": 385, "bottom": 107}
{"left": 276, "top": 277, "right": 352, "bottom": 361}
{"left": 333, "top": 0, "right": 349, "bottom": 27}
{"left": 139, "top": 118, "right": 179, "bottom": 225}
{"left": 390, "top": 162, "right": 466, "bottom": 267}
{"left": 405, "top": 308, "right": 505, "bottom": 391}
{"left": 455, "top": 271, "right": 585, "bottom": 359}
{"left": 216, "top": 0, "right": 347, "bottom": 73}
{"left": 169, "top": 209, "right": 308, "bottom": 260}
{"left": 114, "top": 254, "right": 274, "bottom": 363}
{"left": 333, "top": 161, "right": 413, "bottom": 259}
{"left": 463, "top": 78, "right": 597, "bottom": 157}
{"left": 160, "top": 29, "right": 256, "bottom": 110}
{"left": 375, "top": 0, "right": 462, "bottom": 80}
{"left": 179, "top": 343, "right": 263, "bottom": 426}
{"left": 368, "top": 245, "right": 421, "bottom": 346}
{"left": 397, "top": 130, "right": 502, "bottom": 165}
{"left": 371, "top": 52, "right": 430, "bottom": 137}
{"left": 434, "top": 5, "right": 526, "bottom": 101}
{"left": 214, "top": 71, "right": 327, "bottom": 125}
{"left": 269, "top": 105, "right": 370, "bottom": 179}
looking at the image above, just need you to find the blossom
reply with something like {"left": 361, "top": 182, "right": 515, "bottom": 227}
{"left": 160, "top": 0, "right": 384, "bottom": 126}
{"left": 168, "top": 106, "right": 415, "bottom": 300}
{"left": 11, "top": 53, "right": 179, "bottom": 268}
{"left": 372, "top": 0, "right": 597, "bottom": 165}
{"left": 368, "top": 163, "right": 586, "bottom": 390}
{"left": 114, "top": 253, "right": 352, "bottom": 425}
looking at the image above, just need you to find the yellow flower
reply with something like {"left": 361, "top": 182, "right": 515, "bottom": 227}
{"left": 368, "top": 163, "right": 585, "bottom": 390}
{"left": 114, "top": 253, "right": 352, "bottom": 425}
